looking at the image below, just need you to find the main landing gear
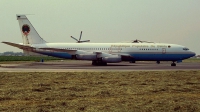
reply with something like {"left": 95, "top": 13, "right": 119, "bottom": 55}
{"left": 129, "top": 60, "right": 135, "bottom": 63}
{"left": 171, "top": 62, "right": 176, "bottom": 66}
{"left": 92, "top": 60, "right": 107, "bottom": 66}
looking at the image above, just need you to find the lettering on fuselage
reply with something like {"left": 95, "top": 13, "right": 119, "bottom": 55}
{"left": 132, "top": 45, "right": 168, "bottom": 48}
{"left": 111, "top": 45, "right": 130, "bottom": 48}
{"left": 110, "top": 44, "right": 168, "bottom": 49}
{"left": 132, "top": 45, "right": 149, "bottom": 48}
{"left": 157, "top": 45, "right": 167, "bottom": 48}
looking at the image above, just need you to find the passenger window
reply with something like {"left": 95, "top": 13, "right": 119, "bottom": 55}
{"left": 183, "top": 48, "right": 189, "bottom": 51}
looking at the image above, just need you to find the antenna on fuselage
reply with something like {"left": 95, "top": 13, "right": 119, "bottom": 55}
{"left": 71, "top": 31, "right": 90, "bottom": 43}
{"left": 132, "top": 39, "right": 154, "bottom": 43}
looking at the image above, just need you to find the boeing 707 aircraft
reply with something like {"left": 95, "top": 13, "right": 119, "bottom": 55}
{"left": 2, "top": 15, "right": 196, "bottom": 66}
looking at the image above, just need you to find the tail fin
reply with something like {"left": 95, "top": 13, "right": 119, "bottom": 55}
{"left": 16, "top": 15, "right": 46, "bottom": 44}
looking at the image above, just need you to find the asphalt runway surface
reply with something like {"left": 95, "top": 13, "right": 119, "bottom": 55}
{"left": 0, "top": 61, "right": 199, "bottom": 72}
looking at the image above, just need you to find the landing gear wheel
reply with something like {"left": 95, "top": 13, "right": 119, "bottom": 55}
{"left": 156, "top": 61, "right": 160, "bottom": 64}
{"left": 102, "top": 62, "right": 107, "bottom": 66}
{"left": 92, "top": 61, "right": 107, "bottom": 66}
{"left": 130, "top": 61, "right": 135, "bottom": 63}
{"left": 92, "top": 61, "right": 97, "bottom": 65}
{"left": 171, "top": 62, "right": 176, "bottom": 66}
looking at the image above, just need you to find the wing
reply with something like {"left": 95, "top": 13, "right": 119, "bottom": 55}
{"left": 2, "top": 41, "right": 133, "bottom": 59}
{"left": 93, "top": 51, "right": 132, "bottom": 56}
{"left": 93, "top": 51, "right": 133, "bottom": 58}
{"left": 39, "top": 48, "right": 77, "bottom": 54}
{"left": 2, "top": 41, "right": 77, "bottom": 54}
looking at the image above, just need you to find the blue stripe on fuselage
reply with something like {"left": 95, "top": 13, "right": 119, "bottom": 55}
{"left": 131, "top": 53, "right": 194, "bottom": 61}
{"left": 36, "top": 51, "right": 193, "bottom": 61}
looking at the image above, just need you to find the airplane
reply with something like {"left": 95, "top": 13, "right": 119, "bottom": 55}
{"left": 2, "top": 15, "right": 196, "bottom": 66}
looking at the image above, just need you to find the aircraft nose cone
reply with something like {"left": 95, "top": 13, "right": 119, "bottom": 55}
{"left": 191, "top": 52, "right": 196, "bottom": 57}
{"left": 193, "top": 52, "right": 196, "bottom": 56}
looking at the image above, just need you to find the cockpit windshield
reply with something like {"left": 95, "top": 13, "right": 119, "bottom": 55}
{"left": 183, "top": 48, "right": 189, "bottom": 51}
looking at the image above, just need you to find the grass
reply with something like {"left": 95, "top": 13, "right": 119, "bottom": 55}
{"left": 0, "top": 71, "right": 200, "bottom": 111}
{"left": 183, "top": 58, "right": 200, "bottom": 63}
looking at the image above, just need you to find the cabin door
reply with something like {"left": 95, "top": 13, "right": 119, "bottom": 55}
{"left": 109, "top": 47, "right": 113, "bottom": 53}
{"left": 162, "top": 48, "right": 166, "bottom": 54}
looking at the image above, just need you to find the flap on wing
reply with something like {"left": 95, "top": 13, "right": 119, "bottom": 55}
{"left": 93, "top": 51, "right": 102, "bottom": 54}
{"left": 94, "top": 52, "right": 132, "bottom": 57}
{"left": 120, "top": 53, "right": 133, "bottom": 57}
{"left": 40, "top": 48, "right": 77, "bottom": 54}
{"left": 2, "top": 41, "right": 33, "bottom": 50}
{"left": 93, "top": 52, "right": 133, "bottom": 58}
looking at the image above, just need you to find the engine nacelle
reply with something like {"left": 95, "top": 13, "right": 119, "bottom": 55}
{"left": 102, "top": 56, "right": 122, "bottom": 63}
{"left": 76, "top": 54, "right": 96, "bottom": 60}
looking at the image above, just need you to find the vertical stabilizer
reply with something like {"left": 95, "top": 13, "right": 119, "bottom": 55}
{"left": 16, "top": 15, "right": 46, "bottom": 44}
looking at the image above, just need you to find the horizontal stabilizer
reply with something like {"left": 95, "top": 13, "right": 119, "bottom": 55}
{"left": 2, "top": 41, "right": 34, "bottom": 50}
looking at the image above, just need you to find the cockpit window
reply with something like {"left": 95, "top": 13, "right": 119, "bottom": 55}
{"left": 183, "top": 48, "right": 189, "bottom": 50}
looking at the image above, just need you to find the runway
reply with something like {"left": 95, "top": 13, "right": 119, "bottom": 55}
{"left": 0, "top": 61, "right": 199, "bottom": 72}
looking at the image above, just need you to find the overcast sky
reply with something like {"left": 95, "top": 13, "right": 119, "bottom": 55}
{"left": 0, "top": 0, "right": 199, "bottom": 55}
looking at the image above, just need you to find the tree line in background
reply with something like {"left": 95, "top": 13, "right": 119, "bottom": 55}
{"left": 0, "top": 51, "right": 24, "bottom": 56}
{"left": 0, "top": 52, "right": 63, "bottom": 61}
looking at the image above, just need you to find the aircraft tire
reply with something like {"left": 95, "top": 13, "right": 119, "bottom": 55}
{"left": 92, "top": 61, "right": 107, "bottom": 66}
{"left": 171, "top": 62, "right": 176, "bottom": 66}
{"left": 92, "top": 61, "right": 97, "bottom": 65}
{"left": 157, "top": 61, "right": 160, "bottom": 64}
{"left": 130, "top": 61, "right": 135, "bottom": 63}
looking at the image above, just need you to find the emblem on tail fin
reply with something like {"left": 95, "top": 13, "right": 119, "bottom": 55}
{"left": 22, "top": 24, "right": 30, "bottom": 36}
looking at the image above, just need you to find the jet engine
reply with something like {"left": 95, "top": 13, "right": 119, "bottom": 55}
{"left": 102, "top": 55, "right": 121, "bottom": 63}
{"left": 75, "top": 54, "right": 96, "bottom": 60}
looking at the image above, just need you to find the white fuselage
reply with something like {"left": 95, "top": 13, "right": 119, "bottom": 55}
{"left": 30, "top": 42, "right": 195, "bottom": 62}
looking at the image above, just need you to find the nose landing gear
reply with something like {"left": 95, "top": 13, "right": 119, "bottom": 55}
{"left": 171, "top": 62, "right": 176, "bottom": 66}
{"left": 156, "top": 61, "right": 160, "bottom": 64}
